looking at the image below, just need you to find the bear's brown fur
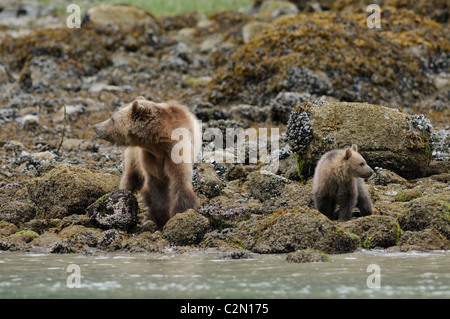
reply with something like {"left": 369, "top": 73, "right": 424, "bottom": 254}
{"left": 93, "top": 96, "right": 201, "bottom": 228}
{"left": 313, "top": 144, "right": 374, "bottom": 221}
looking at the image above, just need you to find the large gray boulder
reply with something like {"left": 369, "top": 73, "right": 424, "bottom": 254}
{"left": 286, "top": 101, "right": 432, "bottom": 180}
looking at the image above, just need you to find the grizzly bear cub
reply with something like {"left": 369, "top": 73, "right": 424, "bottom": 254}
{"left": 93, "top": 96, "right": 201, "bottom": 228}
{"left": 313, "top": 144, "right": 374, "bottom": 221}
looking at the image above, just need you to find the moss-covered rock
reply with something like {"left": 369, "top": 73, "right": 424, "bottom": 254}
{"left": 163, "top": 209, "right": 210, "bottom": 246}
{"left": 237, "top": 207, "right": 360, "bottom": 254}
{"left": 26, "top": 163, "right": 120, "bottom": 219}
{"left": 339, "top": 215, "right": 399, "bottom": 249}
{"left": 286, "top": 248, "right": 331, "bottom": 263}
{"left": 397, "top": 228, "right": 450, "bottom": 251}
{"left": 0, "top": 28, "right": 111, "bottom": 75}
{"left": 209, "top": 8, "right": 449, "bottom": 107}
{"left": 398, "top": 192, "right": 450, "bottom": 239}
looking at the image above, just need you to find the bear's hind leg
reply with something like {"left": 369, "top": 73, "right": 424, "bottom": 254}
{"left": 165, "top": 161, "right": 198, "bottom": 218}
{"left": 141, "top": 177, "right": 171, "bottom": 229}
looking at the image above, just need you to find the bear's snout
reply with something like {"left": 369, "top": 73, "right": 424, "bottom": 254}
{"left": 93, "top": 122, "right": 108, "bottom": 140}
{"left": 363, "top": 167, "right": 375, "bottom": 178}
{"left": 93, "top": 123, "right": 101, "bottom": 138}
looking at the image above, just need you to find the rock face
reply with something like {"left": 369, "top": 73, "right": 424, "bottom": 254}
{"left": 237, "top": 207, "right": 360, "bottom": 254}
{"left": 26, "top": 163, "right": 120, "bottom": 219}
{"left": 163, "top": 209, "right": 210, "bottom": 246}
{"left": 286, "top": 101, "right": 433, "bottom": 179}
{"left": 398, "top": 192, "right": 450, "bottom": 239}
{"left": 86, "top": 189, "right": 139, "bottom": 232}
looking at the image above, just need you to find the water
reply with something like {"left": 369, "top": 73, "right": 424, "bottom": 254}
{"left": 1, "top": 250, "right": 449, "bottom": 298}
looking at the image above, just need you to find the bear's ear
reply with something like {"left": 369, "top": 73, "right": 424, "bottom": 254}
{"left": 131, "top": 100, "right": 149, "bottom": 120}
{"left": 344, "top": 148, "right": 352, "bottom": 160}
{"left": 135, "top": 96, "right": 146, "bottom": 101}
{"left": 351, "top": 144, "right": 358, "bottom": 152}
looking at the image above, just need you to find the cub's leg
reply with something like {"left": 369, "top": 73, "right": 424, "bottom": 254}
{"left": 337, "top": 180, "right": 358, "bottom": 221}
{"left": 314, "top": 193, "right": 337, "bottom": 220}
{"left": 356, "top": 178, "right": 373, "bottom": 216}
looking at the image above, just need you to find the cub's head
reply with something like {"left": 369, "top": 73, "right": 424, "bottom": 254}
{"left": 344, "top": 144, "right": 374, "bottom": 178}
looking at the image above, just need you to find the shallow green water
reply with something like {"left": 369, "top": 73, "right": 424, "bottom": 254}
{"left": 1, "top": 250, "right": 449, "bottom": 298}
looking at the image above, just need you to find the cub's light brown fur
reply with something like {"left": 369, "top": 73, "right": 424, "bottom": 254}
{"left": 313, "top": 144, "right": 374, "bottom": 221}
{"left": 93, "top": 96, "right": 201, "bottom": 228}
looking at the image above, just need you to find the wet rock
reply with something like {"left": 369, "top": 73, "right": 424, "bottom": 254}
{"left": 269, "top": 91, "right": 312, "bottom": 123}
{"left": 398, "top": 192, "right": 450, "bottom": 239}
{"left": 84, "top": 4, "right": 160, "bottom": 36}
{"left": 49, "top": 240, "right": 77, "bottom": 254}
{"left": 0, "top": 221, "right": 19, "bottom": 236}
{"left": 228, "top": 104, "right": 269, "bottom": 122}
{"left": 0, "top": 234, "right": 30, "bottom": 252}
{"left": 19, "top": 56, "right": 83, "bottom": 93}
{"left": 59, "top": 225, "right": 102, "bottom": 248}
{"left": 98, "top": 230, "right": 122, "bottom": 251}
{"left": 286, "top": 102, "right": 433, "bottom": 180}
{"left": 26, "top": 163, "right": 120, "bottom": 219}
{"left": 0, "top": 200, "right": 37, "bottom": 226}
{"left": 397, "top": 228, "right": 450, "bottom": 251}
{"left": 30, "top": 232, "right": 61, "bottom": 250}
{"left": 62, "top": 138, "right": 99, "bottom": 152}
{"left": 86, "top": 189, "right": 139, "bottom": 232}
{"left": 193, "top": 163, "right": 224, "bottom": 198}
{"left": 256, "top": 182, "right": 314, "bottom": 214}
{"left": 239, "top": 207, "right": 360, "bottom": 254}
{"left": 242, "top": 21, "right": 271, "bottom": 43}
{"left": 286, "top": 248, "right": 331, "bottom": 263}
{"left": 198, "top": 203, "right": 252, "bottom": 229}
{"left": 256, "top": 1, "right": 299, "bottom": 21}
{"left": 163, "top": 209, "right": 210, "bottom": 246}
{"left": 339, "top": 215, "right": 399, "bottom": 249}
{"left": 20, "top": 114, "right": 39, "bottom": 131}
{"left": 368, "top": 169, "right": 408, "bottom": 186}
{"left": 248, "top": 171, "right": 291, "bottom": 201}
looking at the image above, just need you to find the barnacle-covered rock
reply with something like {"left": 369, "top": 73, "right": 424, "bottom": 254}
{"left": 286, "top": 101, "right": 433, "bottom": 180}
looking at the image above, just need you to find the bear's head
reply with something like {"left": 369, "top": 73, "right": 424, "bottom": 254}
{"left": 93, "top": 96, "right": 189, "bottom": 149}
{"left": 344, "top": 144, "right": 374, "bottom": 178}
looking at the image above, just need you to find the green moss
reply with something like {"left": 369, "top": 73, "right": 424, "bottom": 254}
{"left": 295, "top": 154, "right": 312, "bottom": 183}
{"left": 440, "top": 201, "right": 450, "bottom": 221}
{"left": 232, "top": 237, "right": 244, "bottom": 249}
{"left": 395, "top": 189, "right": 423, "bottom": 202}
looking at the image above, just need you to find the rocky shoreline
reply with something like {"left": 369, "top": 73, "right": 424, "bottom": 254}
{"left": 0, "top": 0, "right": 449, "bottom": 261}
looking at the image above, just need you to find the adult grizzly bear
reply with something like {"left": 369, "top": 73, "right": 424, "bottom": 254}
{"left": 93, "top": 96, "right": 201, "bottom": 228}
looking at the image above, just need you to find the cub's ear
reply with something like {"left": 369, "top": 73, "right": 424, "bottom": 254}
{"left": 351, "top": 144, "right": 358, "bottom": 152}
{"left": 131, "top": 100, "right": 149, "bottom": 120}
{"left": 344, "top": 148, "right": 352, "bottom": 160}
{"left": 135, "top": 96, "right": 146, "bottom": 101}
